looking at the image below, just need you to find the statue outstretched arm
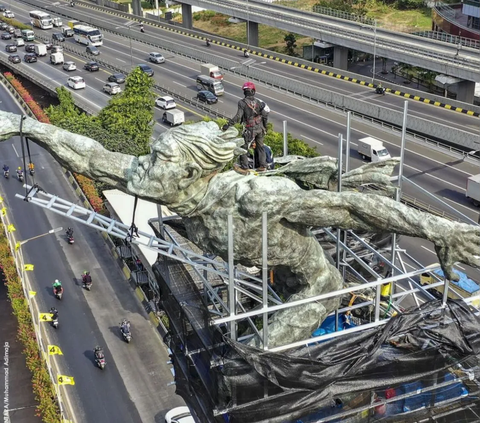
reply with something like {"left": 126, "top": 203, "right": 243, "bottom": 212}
{"left": 0, "top": 112, "right": 135, "bottom": 188}
{"left": 257, "top": 189, "right": 480, "bottom": 280}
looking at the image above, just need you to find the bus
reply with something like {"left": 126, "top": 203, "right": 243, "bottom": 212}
{"left": 73, "top": 25, "right": 103, "bottom": 46}
{"left": 29, "top": 11, "right": 53, "bottom": 30}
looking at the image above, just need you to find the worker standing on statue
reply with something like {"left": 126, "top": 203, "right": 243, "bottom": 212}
{"left": 222, "top": 82, "right": 269, "bottom": 174}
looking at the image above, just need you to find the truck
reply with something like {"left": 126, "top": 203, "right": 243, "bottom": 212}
{"left": 53, "top": 17, "right": 63, "bottom": 27}
{"left": 200, "top": 63, "right": 223, "bottom": 80}
{"left": 50, "top": 52, "right": 64, "bottom": 65}
{"left": 61, "top": 26, "right": 74, "bottom": 37}
{"left": 420, "top": 265, "right": 480, "bottom": 307}
{"left": 67, "top": 20, "right": 80, "bottom": 29}
{"left": 466, "top": 174, "right": 480, "bottom": 207}
{"left": 357, "top": 137, "right": 391, "bottom": 163}
{"left": 34, "top": 44, "right": 47, "bottom": 57}
{"left": 162, "top": 109, "right": 185, "bottom": 127}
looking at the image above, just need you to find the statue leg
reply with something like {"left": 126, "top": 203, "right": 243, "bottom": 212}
{"left": 247, "top": 240, "right": 343, "bottom": 349}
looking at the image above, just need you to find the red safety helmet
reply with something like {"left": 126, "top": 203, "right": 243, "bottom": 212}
{"left": 242, "top": 82, "right": 256, "bottom": 91}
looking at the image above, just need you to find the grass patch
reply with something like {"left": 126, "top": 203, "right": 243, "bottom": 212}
{"left": 369, "top": 7, "right": 432, "bottom": 31}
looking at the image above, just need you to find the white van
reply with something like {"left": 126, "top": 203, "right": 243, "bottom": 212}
{"left": 196, "top": 75, "right": 224, "bottom": 96}
{"left": 50, "top": 52, "right": 64, "bottom": 65}
{"left": 357, "top": 137, "right": 391, "bottom": 163}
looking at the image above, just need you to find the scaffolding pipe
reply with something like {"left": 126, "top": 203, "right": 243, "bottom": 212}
{"left": 262, "top": 212, "right": 269, "bottom": 350}
{"left": 227, "top": 215, "right": 237, "bottom": 340}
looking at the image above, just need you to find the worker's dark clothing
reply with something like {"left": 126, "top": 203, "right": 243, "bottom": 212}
{"left": 229, "top": 96, "right": 269, "bottom": 169}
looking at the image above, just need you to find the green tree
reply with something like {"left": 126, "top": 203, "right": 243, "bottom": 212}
{"left": 97, "top": 67, "right": 156, "bottom": 155}
{"left": 284, "top": 33, "right": 297, "bottom": 56}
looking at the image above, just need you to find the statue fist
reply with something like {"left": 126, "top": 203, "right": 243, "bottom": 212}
{"left": 222, "top": 124, "right": 230, "bottom": 131}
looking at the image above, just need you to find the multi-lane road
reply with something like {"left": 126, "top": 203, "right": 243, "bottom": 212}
{"left": 0, "top": 83, "right": 184, "bottom": 421}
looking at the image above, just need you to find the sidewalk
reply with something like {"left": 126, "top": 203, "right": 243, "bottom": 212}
{"left": 0, "top": 271, "right": 42, "bottom": 423}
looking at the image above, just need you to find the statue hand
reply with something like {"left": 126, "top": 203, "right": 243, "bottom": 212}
{"left": 434, "top": 223, "right": 480, "bottom": 281}
{"left": 222, "top": 124, "right": 230, "bottom": 131}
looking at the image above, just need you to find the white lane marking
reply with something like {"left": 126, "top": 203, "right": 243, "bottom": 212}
{"left": 421, "top": 245, "right": 436, "bottom": 255}
{"left": 300, "top": 134, "right": 323, "bottom": 146}
{"left": 12, "top": 144, "right": 19, "bottom": 157}
{"left": 173, "top": 81, "right": 187, "bottom": 88}
{"left": 116, "top": 58, "right": 126, "bottom": 63}
{"left": 94, "top": 77, "right": 105, "bottom": 83}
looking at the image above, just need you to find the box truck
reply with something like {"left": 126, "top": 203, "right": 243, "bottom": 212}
{"left": 357, "top": 137, "right": 391, "bottom": 163}
{"left": 162, "top": 109, "right": 185, "bottom": 127}
{"left": 200, "top": 63, "right": 223, "bottom": 80}
{"left": 50, "top": 52, "right": 64, "bottom": 65}
{"left": 34, "top": 44, "right": 47, "bottom": 57}
{"left": 53, "top": 17, "right": 63, "bottom": 27}
{"left": 466, "top": 174, "right": 480, "bottom": 207}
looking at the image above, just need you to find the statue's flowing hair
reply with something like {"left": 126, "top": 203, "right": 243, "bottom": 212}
{"left": 155, "top": 122, "right": 243, "bottom": 175}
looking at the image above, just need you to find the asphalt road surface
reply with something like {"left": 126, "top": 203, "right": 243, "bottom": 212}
{"left": 0, "top": 83, "right": 183, "bottom": 422}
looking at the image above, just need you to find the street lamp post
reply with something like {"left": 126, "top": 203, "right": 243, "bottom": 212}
{"left": 372, "top": 20, "right": 377, "bottom": 84}
{"left": 18, "top": 227, "right": 63, "bottom": 248}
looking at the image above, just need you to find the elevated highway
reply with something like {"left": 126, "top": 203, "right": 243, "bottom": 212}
{"left": 173, "top": 0, "right": 480, "bottom": 82}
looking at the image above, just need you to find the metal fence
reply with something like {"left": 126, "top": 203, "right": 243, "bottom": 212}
{"left": 312, "top": 5, "right": 376, "bottom": 26}
{"left": 413, "top": 30, "right": 480, "bottom": 49}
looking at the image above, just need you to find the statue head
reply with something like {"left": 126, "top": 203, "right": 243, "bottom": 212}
{"left": 129, "top": 121, "right": 244, "bottom": 205}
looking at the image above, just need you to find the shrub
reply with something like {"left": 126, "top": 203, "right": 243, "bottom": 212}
{"left": 0, "top": 227, "right": 61, "bottom": 422}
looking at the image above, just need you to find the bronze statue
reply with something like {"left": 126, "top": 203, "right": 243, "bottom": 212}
{"left": 1, "top": 113, "right": 478, "bottom": 348}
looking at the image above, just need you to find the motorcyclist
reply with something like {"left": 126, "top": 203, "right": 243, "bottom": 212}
{"left": 94, "top": 346, "right": 104, "bottom": 359}
{"left": 82, "top": 271, "right": 92, "bottom": 285}
{"left": 66, "top": 227, "right": 74, "bottom": 238}
{"left": 53, "top": 279, "right": 63, "bottom": 295}
{"left": 244, "top": 49, "right": 250, "bottom": 58}
{"left": 139, "top": 22, "right": 144, "bottom": 33}
{"left": 16, "top": 166, "right": 23, "bottom": 177}
{"left": 206, "top": 39, "right": 211, "bottom": 47}
{"left": 120, "top": 319, "right": 131, "bottom": 334}
{"left": 3, "top": 164, "right": 9, "bottom": 177}
{"left": 28, "top": 162, "right": 35, "bottom": 174}
{"left": 222, "top": 82, "right": 269, "bottom": 174}
{"left": 50, "top": 307, "right": 59, "bottom": 320}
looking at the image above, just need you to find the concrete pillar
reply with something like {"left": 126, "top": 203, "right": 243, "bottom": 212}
{"left": 182, "top": 4, "right": 193, "bottom": 29}
{"left": 247, "top": 21, "right": 259, "bottom": 47}
{"left": 451, "top": 79, "right": 476, "bottom": 104}
{"left": 131, "top": 0, "right": 142, "bottom": 16}
{"left": 333, "top": 46, "right": 348, "bottom": 70}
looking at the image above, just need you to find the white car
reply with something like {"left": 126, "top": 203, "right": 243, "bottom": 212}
{"left": 63, "top": 61, "right": 76, "bottom": 71}
{"left": 148, "top": 52, "right": 165, "bottom": 64}
{"left": 67, "top": 76, "right": 85, "bottom": 90}
{"left": 3, "top": 10, "right": 14, "bottom": 18}
{"left": 156, "top": 96, "right": 176, "bottom": 110}
{"left": 164, "top": 406, "right": 194, "bottom": 423}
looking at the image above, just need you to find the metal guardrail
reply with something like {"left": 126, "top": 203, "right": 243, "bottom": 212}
{"left": 312, "top": 6, "right": 376, "bottom": 26}
{"left": 413, "top": 30, "right": 480, "bottom": 49}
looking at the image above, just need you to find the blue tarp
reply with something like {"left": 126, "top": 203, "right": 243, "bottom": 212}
{"left": 433, "top": 268, "right": 480, "bottom": 295}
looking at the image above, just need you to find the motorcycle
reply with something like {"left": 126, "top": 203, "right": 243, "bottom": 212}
{"left": 206, "top": 39, "right": 211, "bottom": 47}
{"left": 53, "top": 286, "right": 63, "bottom": 300}
{"left": 140, "top": 26, "right": 144, "bottom": 33}
{"left": 94, "top": 350, "right": 106, "bottom": 369}
{"left": 3, "top": 170, "right": 9, "bottom": 179}
{"left": 375, "top": 86, "right": 386, "bottom": 95}
{"left": 66, "top": 229, "right": 74, "bottom": 245}
{"left": 82, "top": 275, "right": 92, "bottom": 291}
{"left": 70, "top": 1, "right": 75, "bottom": 6}
{"left": 52, "top": 317, "right": 59, "bottom": 329}
{"left": 244, "top": 50, "right": 250, "bottom": 58}
{"left": 120, "top": 320, "right": 132, "bottom": 343}
{"left": 29, "top": 168, "right": 35, "bottom": 176}
{"left": 17, "top": 171, "right": 24, "bottom": 183}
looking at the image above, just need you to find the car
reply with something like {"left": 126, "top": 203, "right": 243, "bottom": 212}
{"left": 63, "top": 61, "right": 76, "bottom": 71}
{"left": 103, "top": 82, "right": 121, "bottom": 95}
{"left": 1, "top": 32, "right": 11, "bottom": 40}
{"left": 137, "top": 64, "right": 154, "bottom": 77}
{"left": 45, "top": 42, "right": 53, "bottom": 50}
{"left": 25, "top": 44, "right": 36, "bottom": 53}
{"left": 14, "top": 29, "right": 22, "bottom": 38}
{"left": 51, "top": 45, "right": 63, "bottom": 54}
{"left": 86, "top": 45, "right": 100, "bottom": 56}
{"left": 108, "top": 73, "right": 126, "bottom": 84}
{"left": 164, "top": 407, "right": 194, "bottom": 423}
{"left": 52, "top": 33, "right": 65, "bottom": 42}
{"left": 84, "top": 61, "right": 100, "bottom": 72}
{"left": 24, "top": 53, "right": 37, "bottom": 63}
{"left": 14, "top": 38, "right": 24, "bottom": 47}
{"left": 155, "top": 96, "right": 176, "bottom": 110}
{"left": 3, "top": 10, "right": 14, "bottom": 18}
{"left": 148, "top": 52, "right": 165, "bottom": 64}
{"left": 67, "top": 76, "right": 86, "bottom": 90}
{"left": 8, "top": 54, "right": 20, "bottom": 64}
{"left": 5, "top": 44, "right": 16, "bottom": 53}
{"left": 0, "top": 22, "right": 7, "bottom": 30}
{"left": 6, "top": 25, "right": 14, "bottom": 34}
{"left": 197, "top": 90, "right": 218, "bottom": 104}
{"left": 0, "top": 5, "right": 7, "bottom": 12}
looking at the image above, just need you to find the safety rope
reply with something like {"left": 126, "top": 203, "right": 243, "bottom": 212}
{"left": 125, "top": 195, "right": 139, "bottom": 243}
